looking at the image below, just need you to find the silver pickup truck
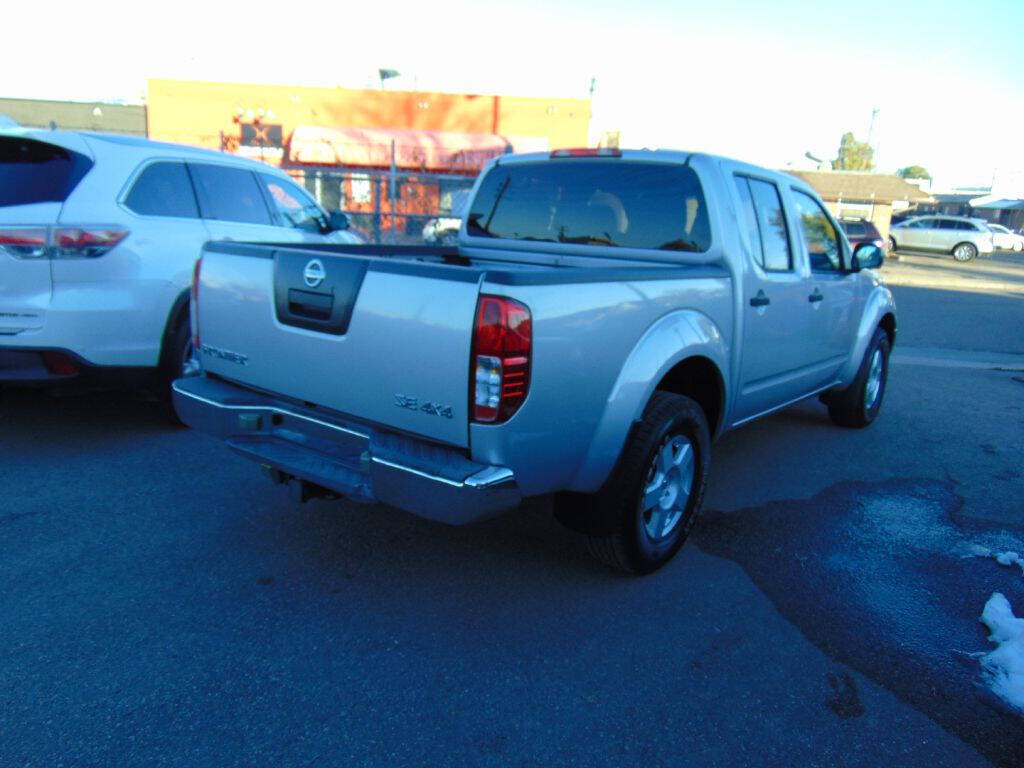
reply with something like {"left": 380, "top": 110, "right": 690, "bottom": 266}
{"left": 173, "top": 149, "right": 896, "bottom": 573}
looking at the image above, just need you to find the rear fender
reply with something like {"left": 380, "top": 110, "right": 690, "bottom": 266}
{"left": 568, "top": 309, "right": 729, "bottom": 493}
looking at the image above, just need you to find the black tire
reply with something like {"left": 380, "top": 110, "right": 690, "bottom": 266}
{"left": 158, "top": 307, "right": 194, "bottom": 422}
{"left": 559, "top": 392, "right": 711, "bottom": 575}
{"left": 951, "top": 242, "right": 977, "bottom": 262}
{"left": 826, "top": 328, "right": 890, "bottom": 428}
{"left": 887, "top": 236, "right": 897, "bottom": 253}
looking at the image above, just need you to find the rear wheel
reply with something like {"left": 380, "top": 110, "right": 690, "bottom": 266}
{"left": 159, "top": 309, "right": 197, "bottom": 421}
{"left": 887, "top": 236, "right": 897, "bottom": 253}
{"left": 559, "top": 392, "right": 710, "bottom": 574}
{"left": 952, "top": 242, "right": 977, "bottom": 262}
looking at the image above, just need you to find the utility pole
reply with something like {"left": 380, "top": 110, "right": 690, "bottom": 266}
{"left": 866, "top": 108, "right": 880, "bottom": 149}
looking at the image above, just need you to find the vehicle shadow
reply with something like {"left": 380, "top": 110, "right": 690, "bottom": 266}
{"left": 0, "top": 386, "right": 178, "bottom": 435}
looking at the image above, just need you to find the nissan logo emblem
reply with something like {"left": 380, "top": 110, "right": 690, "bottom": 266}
{"left": 303, "top": 259, "right": 326, "bottom": 288}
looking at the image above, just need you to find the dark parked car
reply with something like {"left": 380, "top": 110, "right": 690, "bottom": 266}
{"left": 839, "top": 218, "right": 886, "bottom": 254}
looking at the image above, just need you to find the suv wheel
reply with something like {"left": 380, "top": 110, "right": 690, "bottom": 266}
{"left": 952, "top": 242, "right": 977, "bottom": 262}
{"left": 558, "top": 392, "right": 711, "bottom": 574}
{"left": 159, "top": 309, "right": 197, "bottom": 420}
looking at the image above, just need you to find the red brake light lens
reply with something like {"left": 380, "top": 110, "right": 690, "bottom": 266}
{"left": 41, "top": 351, "right": 78, "bottom": 376}
{"left": 0, "top": 227, "right": 49, "bottom": 259}
{"left": 53, "top": 227, "right": 128, "bottom": 258}
{"left": 550, "top": 148, "right": 622, "bottom": 158}
{"left": 472, "top": 296, "right": 531, "bottom": 423}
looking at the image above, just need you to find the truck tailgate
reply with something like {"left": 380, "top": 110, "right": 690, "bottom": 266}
{"left": 197, "top": 245, "right": 480, "bottom": 448}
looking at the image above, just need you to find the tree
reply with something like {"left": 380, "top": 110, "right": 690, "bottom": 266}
{"left": 897, "top": 165, "right": 931, "bottom": 180}
{"left": 834, "top": 132, "right": 874, "bottom": 171}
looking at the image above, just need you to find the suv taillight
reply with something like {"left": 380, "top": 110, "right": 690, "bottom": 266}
{"left": 191, "top": 257, "right": 202, "bottom": 349}
{"left": 0, "top": 226, "right": 127, "bottom": 259}
{"left": 52, "top": 227, "right": 128, "bottom": 258}
{"left": 0, "top": 227, "right": 49, "bottom": 259}
{"left": 471, "top": 296, "right": 531, "bottom": 423}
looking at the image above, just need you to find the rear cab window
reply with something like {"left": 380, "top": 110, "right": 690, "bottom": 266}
{"left": 467, "top": 159, "right": 711, "bottom": 253}
{"left": 0, "top": 136, "right": 93, "bottom": 207}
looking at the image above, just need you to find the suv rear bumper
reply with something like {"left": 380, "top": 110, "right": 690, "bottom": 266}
{"left": 172, "top": 375, "right": 521, "bottom": 525}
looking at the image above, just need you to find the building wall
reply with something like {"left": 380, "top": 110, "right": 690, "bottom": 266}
{"left": 0, "top": 98, "right": 146, "bottom": 135}
{"left": 146, "top": 79, "right": 590, "bottom": 155}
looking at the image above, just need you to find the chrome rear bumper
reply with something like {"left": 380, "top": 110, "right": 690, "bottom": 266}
{"left": 172, "top": 375, "right": 521, "bottom": 524}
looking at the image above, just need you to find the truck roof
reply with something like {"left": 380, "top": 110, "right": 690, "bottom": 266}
{"left": 494, "top": 148, "right": 813, "bottom": 196}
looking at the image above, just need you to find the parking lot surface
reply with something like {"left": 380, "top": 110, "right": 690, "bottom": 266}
{"left": 2, "top": 251, "right": 1023, "bottom": 766}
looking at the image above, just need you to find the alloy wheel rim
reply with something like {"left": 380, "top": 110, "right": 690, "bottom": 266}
{"left": 865, "top": 348, "right": 883, "bottom": 409}
{"left": 640, "top": 434, "right": 695, "bottom": 541}
{"left": 954, "top": 244, "right": 973, "bottom": 261}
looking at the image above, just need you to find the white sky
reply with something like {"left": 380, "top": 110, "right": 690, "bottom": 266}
{"left": 5, "top": 0, "right": 1023, "bottom": 190}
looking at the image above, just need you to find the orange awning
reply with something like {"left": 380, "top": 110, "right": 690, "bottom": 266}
{"left": 287, "top": 125, "right": 511, "bottom": 172}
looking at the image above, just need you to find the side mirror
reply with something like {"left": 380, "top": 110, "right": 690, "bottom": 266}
{"left": 327, "top": 211, "right": 350, "bottom": 232}
{"left": 854, "top": 242, "right": 884, "bottom": 270}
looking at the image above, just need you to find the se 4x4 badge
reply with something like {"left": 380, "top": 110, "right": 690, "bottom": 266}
{"left": 395, "top": 394, "right": 454, "bottom": 419}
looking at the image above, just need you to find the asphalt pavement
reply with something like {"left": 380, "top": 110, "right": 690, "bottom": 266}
{"left": 1, "top": 252, "right": 1022, "bottom": 767}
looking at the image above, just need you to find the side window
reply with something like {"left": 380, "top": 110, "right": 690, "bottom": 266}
{"left": 258, "top": 173, "right": 326, "bottom": 232}
{"left": 937, "top": 219, "right": 959, "bottom": 230}
{"left": 843, "top": 221, "right": 866, "bottom": 236}
{"left": 732, "top": 175, "right": 764, "bottom": 267}
{"left": 747, "top": 178, "right": 793, "bottom": 271}
{"left": 792, "top": 189, "right": 841, "bottom": 272}
{"left": 123, "top": 162, "right": 199, "bottom": 218}
{"left": 189, "top": 164, "right": 273, "bottom": 225}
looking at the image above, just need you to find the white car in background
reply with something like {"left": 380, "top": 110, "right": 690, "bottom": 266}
{"left": 886, "top": 215, "right": 994, "bottom": 262}
{"left": 421, "top": 187, "right": 472, "bottom": 245}
{"left": 0, "top": 128, "right": 359, "bottom": 399}
{"left": 985, "top": 223, "right": 1024, "bottom": 252}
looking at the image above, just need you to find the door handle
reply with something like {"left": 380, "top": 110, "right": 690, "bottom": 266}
{"left": 808, "top": 288, "right": 824, "bottom": 303}
{"left": 749, "top": 290, "right": 770, "bottom": 307}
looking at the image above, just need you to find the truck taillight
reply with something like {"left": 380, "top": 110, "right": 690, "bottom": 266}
{"left": 471, "top": 296, "right": 531, "bottom": 423}
{"left": 191, "top": 257, "right": 202, "bottom": 349}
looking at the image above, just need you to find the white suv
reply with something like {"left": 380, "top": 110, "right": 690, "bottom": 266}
{"left": 887, "top": 215, "right": 994, "bottom": 262}
{"left": 0, "top": 128, "right": 359, "bottom": 395}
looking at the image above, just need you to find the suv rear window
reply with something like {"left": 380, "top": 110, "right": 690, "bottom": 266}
{"left": 467, "top": 160, "right": 711, "bottom": 252}
{"left": 0, "top": 137, "right": 93, "bottom": 207}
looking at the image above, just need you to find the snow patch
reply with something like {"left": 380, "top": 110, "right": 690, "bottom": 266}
{"left": 968, "top": 546, "right": 1024, "bottom": 576}
{"left": 979, "top": 593, "right": 1024, "bottom": 716}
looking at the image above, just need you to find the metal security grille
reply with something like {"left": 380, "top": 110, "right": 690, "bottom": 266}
{"left": 285, "top": 167, "right": 477, "bottom": 246}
